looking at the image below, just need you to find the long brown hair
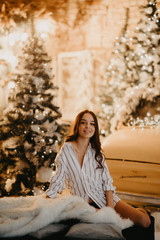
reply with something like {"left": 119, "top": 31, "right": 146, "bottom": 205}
{"left": 66, "top": 110, "right": 103, "bottom": 168}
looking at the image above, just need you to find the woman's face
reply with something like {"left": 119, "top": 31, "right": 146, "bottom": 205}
{"left": 78, "top": 113, "right": 95, "bottom": 139}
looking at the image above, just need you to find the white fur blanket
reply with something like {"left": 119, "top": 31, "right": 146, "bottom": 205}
{"left": 0, "top": 194, "right": 133, "bottom": 237}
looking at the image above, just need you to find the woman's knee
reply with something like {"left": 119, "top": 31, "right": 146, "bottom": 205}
{"left": 115, "top": 201, "right": 151, "bottom": 228}
{"left": 139, "top": 215, "right": 151, "bottom": 228}
{"left": 137, "top": 208, "right": 151, "bottom": 228}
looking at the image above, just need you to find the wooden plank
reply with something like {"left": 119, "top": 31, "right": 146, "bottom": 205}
{"left": 116, "top": 191, "right": 160, "bottom": 207}
{"left": 106, "top": 159, "right": 160, "bottom": 197}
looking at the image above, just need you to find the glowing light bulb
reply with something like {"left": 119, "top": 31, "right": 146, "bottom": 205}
{"left": 21, "top": 33, "right": 28, "bottom": 42}
{"left": 8, "top": 81, "right": 15, "bottom": 89}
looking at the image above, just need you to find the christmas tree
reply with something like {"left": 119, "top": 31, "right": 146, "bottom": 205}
{"left": 131, "top": 0, "right": 159, "bottom": 87}
{"left": 0, "top": 34, "right": 68, "bottom": 197}
{"left": 97, "top": 8, "right": 134, "bottom": 136}
{"left": 112, "top": 0, "right": 160, "bottom": 130}
{"left": 98, "top": 0, "right": 160, "bottom": 135}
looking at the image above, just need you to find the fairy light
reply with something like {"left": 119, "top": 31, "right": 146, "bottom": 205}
{"left": 8, "top": 81, "right": 15, "bottom": 89}
{"left": 126, "top": 115, "right": 160, "bottom": 128}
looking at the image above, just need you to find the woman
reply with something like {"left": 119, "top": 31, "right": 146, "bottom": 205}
{"left": 46, "top": 110, "right": 151, "bottom": 228}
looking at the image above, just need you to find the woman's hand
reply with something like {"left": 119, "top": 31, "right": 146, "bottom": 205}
{"left": 46, "top": 195, "right": 50, "bottom": 198}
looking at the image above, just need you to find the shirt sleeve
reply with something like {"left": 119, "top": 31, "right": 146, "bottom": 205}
{"left": 101, "top": 155, "right": 116, "bottom": 192}
{"left": 46, "top": 145, "right": 66, "bottom": 198}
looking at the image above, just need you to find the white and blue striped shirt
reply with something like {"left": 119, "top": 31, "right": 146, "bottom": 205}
{"left": 46, "top": 142, "right": 120, "bottom": 208}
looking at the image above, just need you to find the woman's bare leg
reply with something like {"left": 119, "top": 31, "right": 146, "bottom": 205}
{"left": 115, "top": 200, "right": 151, "bottom": 228}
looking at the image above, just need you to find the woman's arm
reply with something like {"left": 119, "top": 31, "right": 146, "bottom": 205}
{"left": 101, "top": 155, "right": 116, "bottom": 208}
{"left": 45, "top": 146, "right": 66, "bottom": 198}
{"left": 105, "top": 190, "right": 114, "bottom": 208}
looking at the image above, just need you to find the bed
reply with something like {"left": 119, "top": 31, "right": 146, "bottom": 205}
{"left": 0, "top": 193, "right": 155, "bottom": 240}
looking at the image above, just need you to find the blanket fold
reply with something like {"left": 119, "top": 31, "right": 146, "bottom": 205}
{"left": 0, "top": 194, "right": 133, "bottom": 237}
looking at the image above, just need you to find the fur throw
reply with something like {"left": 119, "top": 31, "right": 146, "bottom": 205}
{"left": 0, "top": 194, "right": 133, "bottom": 237}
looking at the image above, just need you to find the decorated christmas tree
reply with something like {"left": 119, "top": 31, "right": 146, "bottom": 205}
{"left": 98, "top": 0, "right": 160, "bottom": 136}
{"left": 112, "top": 0, "right": 160, "bottom": 130}
{"left": 0, "top": 34, "right": 68, "bottom": 197}
{"left": 131, "top": 0, "right": 159, "bottom": 87}
{"left": 97, "top": 8, "right": 133, "bottom": 136}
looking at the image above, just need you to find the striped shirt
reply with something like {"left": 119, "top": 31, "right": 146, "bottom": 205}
{"left": 46, "top": 142, "right": 120, "bottom": 208}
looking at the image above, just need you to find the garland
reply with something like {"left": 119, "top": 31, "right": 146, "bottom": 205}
{"left": 111, "top": 82, "right": 160, "bottom": 131}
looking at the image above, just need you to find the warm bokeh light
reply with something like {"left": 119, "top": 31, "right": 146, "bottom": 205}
{"left": 35, "top": 17, "right": 56, "bottom": 38}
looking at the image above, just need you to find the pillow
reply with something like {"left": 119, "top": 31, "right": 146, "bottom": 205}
{"left": 65, "top": 223, "right": 124, "bottom": 239}
{"left": 30, "top": 223, "right": 68, "bottom": 239}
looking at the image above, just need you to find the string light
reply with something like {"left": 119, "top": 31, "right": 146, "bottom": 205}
{"left": 126, "top": 116, "right": 160, "bottom": 128}
{"left": 49, "top": 139, "right": 53, "bottom": 143}
{"left": 51, "top": 163, "right": 55, "bottom": 168}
